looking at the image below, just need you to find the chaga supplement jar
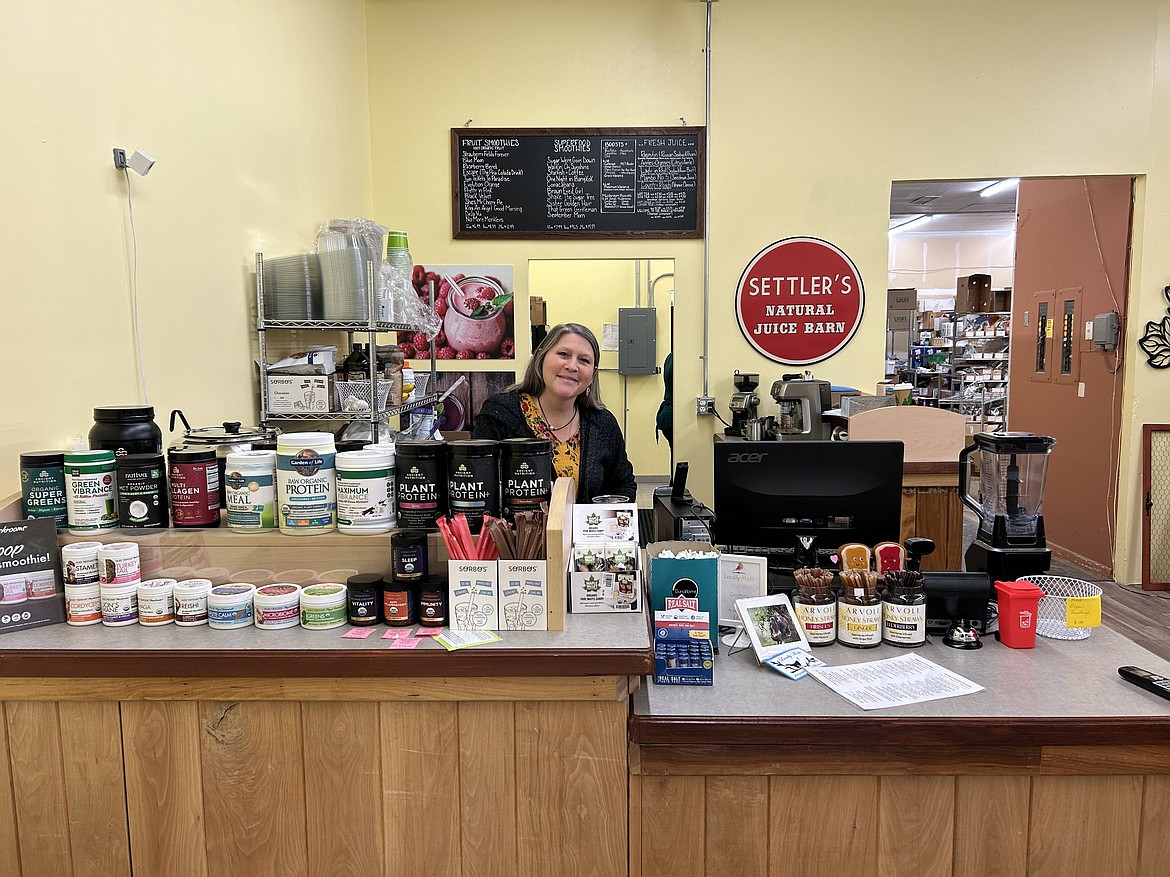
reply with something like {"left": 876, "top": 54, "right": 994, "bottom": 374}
{"left": 137, "top": 578, "right": 177, "bottom": 626}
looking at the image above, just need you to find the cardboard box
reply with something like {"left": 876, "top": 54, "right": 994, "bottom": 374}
{"left": 569, "top": 568, "right": 642, "bottom": 613}
{"left": 993, "top": 288, "right": 1012, "bottom": 312}
{"left": 448, "top": 560, "right": 499, "bottom": 630}
{"left": 498, "top": 560, "right": 548, "bottom": 630}
{"left": 647, "top": 541, "right": 719, "bottom": 620}
{"left": 653, "top": 605, "right": 713, "bottom": 686}
{"left": 267, "top": 374, "right": 335, "bottom": 413}
{"left": 530, "top": 295, "right": 547, "bottom": 326}
{"left": 956, "top": 274, "right": 993, "bottom": 314}
{"left": 887, "top": 288, "right": 917, "bottom": 310}
{"left": 0, "top": 519, "right": 65, "bottom": 635}
{"left": 886, "top": 311, "right": 913, "bottom": 331}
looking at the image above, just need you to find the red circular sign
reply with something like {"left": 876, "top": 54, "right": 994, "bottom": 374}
{"left": 735, "top": 237, "right": 865, "bottom": 365}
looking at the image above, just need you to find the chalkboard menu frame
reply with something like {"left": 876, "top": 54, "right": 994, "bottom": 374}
{"left": 451, "top": 127, "right": 705, "bottom": 240}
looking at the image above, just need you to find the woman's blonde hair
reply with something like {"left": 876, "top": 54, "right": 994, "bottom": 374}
{"left": 513, "top": 323, "right": 604, "bottom": 410}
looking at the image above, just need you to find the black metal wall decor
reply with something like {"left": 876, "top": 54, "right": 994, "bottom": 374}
{"left": 1139, "top": 285, "right": 1170, "bottom": 368}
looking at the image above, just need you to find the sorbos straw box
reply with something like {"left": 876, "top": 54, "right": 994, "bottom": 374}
{"left": 647, "top": 541, "right": 719, "bottom": 620}
{"left": 266, "top": 374, "right": 335, "bottom": 413}
{"left": 498, "top": 560, "right": 548, "bottom": 630}
{"left": 448, "top": 560, "right": 499, "bottom": 630}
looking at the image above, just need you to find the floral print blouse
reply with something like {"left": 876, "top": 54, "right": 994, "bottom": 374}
{"left": 520, "top": 392, "right": 580, "bottom": 486}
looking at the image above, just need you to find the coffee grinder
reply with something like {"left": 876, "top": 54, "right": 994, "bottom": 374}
{"left": 959, "top": 432, "right": 1057, "bottom": 588}
{"left": 726, "top": 371, "right": 760, "bottom": 436}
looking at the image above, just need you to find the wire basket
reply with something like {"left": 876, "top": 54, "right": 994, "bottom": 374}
{"left": 335, "top": 380, "right": 392, "bottom": 413}
{"left": 1019, "top": 575, "right": 1103, "bottom": 640}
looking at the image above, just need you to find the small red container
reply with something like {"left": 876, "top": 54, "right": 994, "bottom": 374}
{"left": 994, "top": 580, "right": 1045, "bottom": 649}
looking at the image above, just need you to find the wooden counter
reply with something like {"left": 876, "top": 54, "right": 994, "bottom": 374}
{"left": 628, "top": 627, "right": 1170, "bottom": 877}
{"left": 0, "top": 613, "right": 651, "bottom": 877}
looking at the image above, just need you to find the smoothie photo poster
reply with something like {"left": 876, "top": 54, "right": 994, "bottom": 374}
{"left": 399, "top": 264, "right": 516, "bottom": 362}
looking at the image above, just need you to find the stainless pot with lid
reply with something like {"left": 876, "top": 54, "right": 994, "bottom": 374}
{"left": 169, "top": 410, "right": 281, "bottom": 507}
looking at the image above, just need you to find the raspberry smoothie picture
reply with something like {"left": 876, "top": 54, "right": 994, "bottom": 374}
{"left": 400, "top": 263, "right": 516, "bottom": 360}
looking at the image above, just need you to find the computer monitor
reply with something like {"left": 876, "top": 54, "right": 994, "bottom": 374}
{"left": 712, "top": 440, "right": 904, "bottom": 571}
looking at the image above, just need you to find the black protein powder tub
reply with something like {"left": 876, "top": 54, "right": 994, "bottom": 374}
{"left": 447, "top": 440, "right": 500, "bottom": 533}
{"left": 394, "top": 439, "right": 447, "bottom": 530}
{"left": 500, "top": 438, "right": 552, "bottom": 520}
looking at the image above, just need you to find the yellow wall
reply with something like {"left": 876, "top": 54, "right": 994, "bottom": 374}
{"left": 888, "top": 231, "right": 1016, "bottom": 292}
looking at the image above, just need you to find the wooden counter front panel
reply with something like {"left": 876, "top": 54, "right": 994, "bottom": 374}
{"left": 0, "top": 696, "right": 629, "bottom": 877}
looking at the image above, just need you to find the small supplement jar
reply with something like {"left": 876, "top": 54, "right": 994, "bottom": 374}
{"left": 417, "top": 577, "right": 447, "bottom": 627}
{"left": 138, "top": 578, "right": 177, "bottom": 625}
{"left": 207, "top": 584, "right": 255, "bottom": 629}
{"left": 254, "top": 583, "right": 303, "bottom": 630}
{"left": 300, "top": 583, "right": 347, "bottom": 630}
{"left": 97, "top": 541, "right": 141, "bottom": 586}
{"left": 345, "top": 574, "right": 382, "bottom": 626}
{"left": 173, "top": 579, "right": 213, "bottom": 626}
{"left": 62, "top": 541, "right": 103, "bottom": 586}
{"left": 64, "top": 584, "right": 102, "bottom": 625}
{"left": 100, "top": 582, "right": 140, "bottom": 626}
{"left": 26, "top": 569, "right": 58, "bottom": 600}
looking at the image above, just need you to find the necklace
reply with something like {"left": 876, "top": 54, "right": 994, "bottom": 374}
{"left": 538, "top": 397, "right": 577, "bottom": 432}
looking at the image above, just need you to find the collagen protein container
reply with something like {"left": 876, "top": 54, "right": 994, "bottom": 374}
{"left": 394, "top": 439, "right": 447, "bottom": 530}
{"left": 336, "top": 449, "right": 396, "bottom": 535}
{"left": 65, "top": 450, "right": 119, "bottom": 535}
{"left": 447, "top": 440, "right": 499, "bottom": 534}
{"left": 61, "top": 541, "right": 102, "bottom": 586}
{"left": 168, "top": 445, "right": 221, "bottom": 527}
{"left": 89, "top": 405, "right": 163, "bottom": 457}
{"left": 137, "top": 578, "right": 177, "bottom": 626}
{"left": 116, "top": 453, "right": 169, "bottom": 529}
{"left": 500, "top": 438, "right": 552, "bottom": 521}
{"left": 300, "top": 583, "right": 347, "bottom": 630}
{"left": 64, "top": 584, "right": 102, "bottom": 625}
{"left": 254, "top": 583, "right": 303, "bottom": 630}
{"left": 97, "top": 541, "right": 141, "bottom": 586}
{"left": 207, "top": 583, "right": 256, "bottom": 629}
{"left": 224, "top": 450, "right": 278, "bottom": 531}
{"left": 100, "top": 582, "right": 140, "bottom": 626}
{"left": 19, "top": 451, "right": 67, "bottom": 528}
{"left": 173, "top": 579, "right": 213, "bottom": 626}
{"left": 276, "top": 432, "right": 337, "bottom": 535}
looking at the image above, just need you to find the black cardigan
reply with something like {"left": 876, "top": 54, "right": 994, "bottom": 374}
{"left": 471, "top": 391, "right": 637, "bottom": 503}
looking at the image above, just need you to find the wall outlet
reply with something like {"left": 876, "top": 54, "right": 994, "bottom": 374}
{"left": 112, "top": 148, "right": 127, "bottom": 169}
{"left": 696, "top": 396, "right": 716, "bottom": 415}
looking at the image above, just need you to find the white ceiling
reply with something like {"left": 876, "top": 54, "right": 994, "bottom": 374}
{"left": 889, "top": 179, "right": 1017, "bottom": 235}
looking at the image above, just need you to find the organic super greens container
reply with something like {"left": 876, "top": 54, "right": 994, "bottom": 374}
{"left": 19, "top": 451, "right": 67, "bottom": 528}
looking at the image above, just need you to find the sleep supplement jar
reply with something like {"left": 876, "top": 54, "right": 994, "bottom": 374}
{"left": 254, "top": 583, "right": 302, "bottom": 630}
{"left": 173, "top": 579, "right": 213, "bottom": 626}
{"left": 207, "top": 584, "right": 255, "bottom": 629}
{"left": 300, "top": 583, "right": 347, "bottom": 630}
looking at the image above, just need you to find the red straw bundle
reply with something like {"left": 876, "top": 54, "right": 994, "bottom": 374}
{"left": 437, "top": 514, "right": 500, "bottom": 562}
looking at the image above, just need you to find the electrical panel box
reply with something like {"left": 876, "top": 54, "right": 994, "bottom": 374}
{"left": 618, "top": 307, "right": 657, "bottom": 375}
{"left": 1092, "top": 311, "right": 1120, "bottom": 350}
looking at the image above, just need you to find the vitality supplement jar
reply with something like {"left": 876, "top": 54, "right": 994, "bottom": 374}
{"left": 391, "top": 530, "right": 428, "bottom": 584}
{"left": 254, "top": 583, "right": 302, "bottom": 630}
{"left": 97, "top": 541, "right": 141, "bottom": 586}
{"left": 500, "top": 438, "right": 552, "bottom": 521}
{"left": 137, "top": 578, "right": 177, "bottom": 626}
{"left": 276, "top": 432, "right": 337, "bottom": 535}
{"left": 224, "top": 450, "right": 277, "bottom": 530}
{"left": 61, "top": 541, "right": 102, "bottom": 586}
{"left": 173, "top": 579, "right": 213, "bottom": 626}
{"left": 19, "top": 451, "right": 67, "bottom": 528}
{"left": 336, "top": 449, "right": 395, "bottom": 535}
{"left": 207, "top": 584, "right": 256, "bottom": 629}
{"left": 64, "top": 450, "right": 119, "bottom": 535}
{"left": 168, "top": 446, "right": 221, "bottom": 527}
{"left": 64, "top": 584, "right": 102, "bottom": 625}
{"left": 346, "top": 574, "right": 382, "bottom": 626}
{"left": 117, "top": 453, "right": 169, "bottom": 529}
{"left": 882, "top": 570, "right": 927, "bottom": 648}
{"left": 394, "top": 439, "right": 446, "bottom": 530}
{"left": 447, "top": 440, "right": 499, "bottom": 533}
{"left": 89, "top": 405, "right": 163, "bottom": 457}
{"left": 300, "top": 583, "right": 347, "bottom": 630}
{"left": 100, "top": 582, "right": 140, "bottom": 626}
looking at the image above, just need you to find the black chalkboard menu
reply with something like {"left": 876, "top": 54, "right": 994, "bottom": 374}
{"left": 452, "top": 127, "right": 705, "bottom": 239}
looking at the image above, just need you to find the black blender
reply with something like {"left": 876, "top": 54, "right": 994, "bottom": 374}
{"left": 959, "top": 432, "right": 1056, "bottom": 589}
{"left": 725, "top": 371, "right": 760, "bottom": 436}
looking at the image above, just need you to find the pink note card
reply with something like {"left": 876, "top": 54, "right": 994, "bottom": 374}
{"left": 414, "top": 627, "right": 442, "bottom": 637}
{"left": 381, "top": 628, "right": 415, "bottom": 640}
{"left": 389, "top": 637, "right": 422, "bottom": 649}
{"left": 341, "top": 628, "right": 375, "bottom": 639}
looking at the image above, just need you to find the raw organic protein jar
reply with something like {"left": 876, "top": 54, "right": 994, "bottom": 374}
{"left": 97, "top": 542, "right": 141, "bottom": 586}
{"left": 254, "top": 583, "right": 302, "bottom": 630}
{"left": 89, "top": 405, "right": 163, "bottom": 457}
{"left": 19, "top": 451, "right": 67, "bottom": 528}
{"left": 207, "top": 584, "right": 256, "bottom": 629}
{"left": 100, "top": 582, "right": 140, "bottom": 626}
{"left": 168, "top": 446, "right": 221, "bottom": 527}
{"left": 137, "top": 578, "right": 177, "bottom": 625}
{"left": 116, "top": 453, "right": 169, "bottom": 529}
{"left": 61, "top": 541, "right": 102, "bottom": 586}
{"left": 394, "top": 439, "right": 447, "bottom": 530}
{"left": 447, "top": 440, "right": 499, "bottom": 533}
{"left": 500, "top": 438, "right": 552, "bottom": 520}
{"left": 64, "top": 584, "right": 102, "bottom": 625}
{"left": 336, "top": 449, "right": 395, "bottom": 535}
{"left": 276, "top": 432, "right": 337, "bottom": 535}
{"left": 225, "top": 450, "right": 277, "bottom": 530}
{"left": 65, "top": 450, "right": 119, "bottom": 535}
{"left": 173, "top": 579, "right": 213, "bottom": 626}
{"left": 300, "top": 583, "right": 347, "bottom": 630}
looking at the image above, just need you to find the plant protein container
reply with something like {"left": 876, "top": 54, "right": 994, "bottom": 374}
{"left": 276, "top": 432, "right": 337, "bottom": 535}
{"left": 393, "top": 439, "right": 445, "bottom": 529}
{"left": 89, "top": 405, "right": 163, "bottom": 458}
{"left": 225, "top": 450, "right": 277, "bottom": 531}
{"left": 500, "top": 438, "right": 552, "bottom": 521}
{"left": 62, "top": 541, "right": 102, "bottom": 586}
{"left": 300, "top": 583, "right": 347, "bottom": 630}
{"left": 447, "top": 440, "right": 499, "bottom": 534}
{"left": 837, "top": 570, "right": 882, "bottom": 649}
{"left": 168, "top": 446, "right": 221, "bottom": 528}
{"left": 116, "top": 453, "right": 169, "bottom": 529}
{"left": 20, "top": 451, "right": 67, "bottom": 528}
{"left": 207, "top": 583, "right": 256, "bottom": 629}
{"left": 137, "top": 578, "right": 177, "bottom": 626}
{"left": 254, "top": 583, "right": 302, "bottom": 630}
{"left": 346, "top": 574, "right": 382, "bottom": 626}
{"left": 173, "top": 579, "right": 213, "bottom": 626}
{"left": 65, "top": 450, "right": 119, "bottom": 535}
{"left": 97, "top": 541, "right": 141, "bottom": 586}
{"left": 882, "top": 570, "right": 928, "bottom": 648}
{"left": 336, "top": 449, "right": 395, "bottom": 535}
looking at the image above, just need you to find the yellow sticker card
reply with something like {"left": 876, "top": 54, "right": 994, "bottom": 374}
{"left": 1065, "top": 596, "right": 1102, "bottom": 628}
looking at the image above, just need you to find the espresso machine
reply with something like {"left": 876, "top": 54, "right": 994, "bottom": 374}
{"left": 726, "top": 371, "right": 761, "bottom": 436}
{"left": 769, "top": 373, "right": 831, "bottom": 440}
{"left": 959, "top": 432, "right": 1057, "bottom": 588}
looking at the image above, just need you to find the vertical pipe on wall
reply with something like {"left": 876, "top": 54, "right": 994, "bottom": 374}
{"left": 702, "top": 0, "right": 713, "bottom": 396}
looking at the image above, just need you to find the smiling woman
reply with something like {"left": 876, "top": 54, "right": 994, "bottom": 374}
{"left": 472, "top": 323, "right": 637, "bottom": 502}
